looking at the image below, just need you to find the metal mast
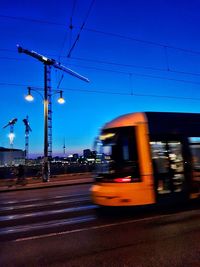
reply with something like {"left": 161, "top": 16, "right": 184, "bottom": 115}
{"left": 45, "top": 65, "right": 52, "bottom": 158}
{"left": 23, "top": 116, "right": 32, "bottom": 159}
{"left": 17, "top": 45, "right": 89, "bottom": 182}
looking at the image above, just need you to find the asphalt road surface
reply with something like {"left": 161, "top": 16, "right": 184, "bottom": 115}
{"left": 0, "top": 184, "right": 200, "bottom": 267}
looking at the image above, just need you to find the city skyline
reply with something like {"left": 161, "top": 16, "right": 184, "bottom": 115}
{"left": 1, "top": 0, "right": 200, "bottom": 156}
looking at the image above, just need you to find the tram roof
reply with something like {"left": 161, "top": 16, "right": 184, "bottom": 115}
{"left": 103, "top": 111, "right": 200, "bottom": 135}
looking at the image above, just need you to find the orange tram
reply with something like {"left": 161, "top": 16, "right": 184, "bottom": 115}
{"left": 91, "top": 112, "right": 200, "bottom": 206}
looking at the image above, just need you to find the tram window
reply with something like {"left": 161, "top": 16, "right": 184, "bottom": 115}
{"left": 150, "top": 142, "right": 169, "bottom": 174}
{"left": 95, "top": 127, "right": 140, "bottom": 181}
{"left": 189, "top": 137, "right": 200, "bottom": 194}
{"left": 168, "top": 142, "right": 184, "bottom": 192}
{"left": 168, "top": 142, "right": 184, "bottom": 173}
{"left": 151, "top": 141, "right": 185, "bottom": 194}
{"left": 123, "top": 144, "right": 129, "bottom": 161}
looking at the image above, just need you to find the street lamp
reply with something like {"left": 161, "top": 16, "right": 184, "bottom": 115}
{"left": 57, "top": 90, "right": 65, "bottom": 104}
{"left": 25, "top": 87, "right": 65, "bottom": 181}
{"left": 25, "top": 87, "right": 65, "bottom": 103}
{"left": 25, "top": 87, "right": 34, "bottom": 101}
{"left": 18, "top": 45, "right": 89, "bottom": 182}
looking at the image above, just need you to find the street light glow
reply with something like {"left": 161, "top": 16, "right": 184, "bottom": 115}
{"left": 57, "top": 97, "right": 65, "bottom": 104}
{"left": 57, "top": 90, "right": 65, "bottom": 104}
{"left": 8, "top": 133, "right": 15, "bottom": 144}
{"left": 25, "top": 94, "right": 34, "bottom": 101}
{"left": 25, "top": 87, "right": 34, "bottom": 101}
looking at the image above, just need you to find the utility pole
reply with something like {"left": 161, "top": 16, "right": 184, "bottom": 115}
{"left": 17, "top": 45, "right": 89, "bottom": 182}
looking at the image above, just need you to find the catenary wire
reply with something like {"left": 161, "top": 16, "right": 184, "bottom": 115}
{"left": 67, "top": 0, "right": 95, "bottom": 58}
{"left": 1, "top": 82, "right": 200, "bottom": 101}
{"left": 1, "top": 14, "right": 200, "bottom": 56}
{"left": 2, "top": 55, "right": 200, "bottom": 86}
{"left": 70, "top": 56, "right": 200, "bottom": 77}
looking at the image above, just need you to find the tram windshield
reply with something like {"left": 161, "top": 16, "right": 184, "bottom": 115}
{"left": 94, "top": 126, "right": 140, "bottom": 182}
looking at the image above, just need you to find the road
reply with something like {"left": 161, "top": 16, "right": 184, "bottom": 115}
{"left": 0, "top": 184, "right": 200, "bottom": 267}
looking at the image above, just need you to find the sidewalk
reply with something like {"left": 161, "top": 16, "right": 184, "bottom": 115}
{"left": 0, "top": 172, "right": 93, "bottom": 192}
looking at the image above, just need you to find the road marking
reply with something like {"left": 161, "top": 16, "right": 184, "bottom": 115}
{"left": 0, "top": 196, "right": 90, "bottom": 212}
{"left": 1, "top": 215, "right": 96, "bottom": 235}
{"left": 14, "top": 209, "right": 199, "bottom": 242}
{"left": 0, "top": 204, "right": 96, "bottom": 222}
{"left": 0, "top": 193, "right": 89, "bottom": 206}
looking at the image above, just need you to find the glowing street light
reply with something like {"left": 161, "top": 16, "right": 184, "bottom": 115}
{"left": 25, "top": 87, "right": 65, "bottom": 104}
{"left": 25, "top": 87, "right": 34, "bottom": 101}
{"left": 8, "top": 132, "right": 15, "bottom": 145}
{"left": 57, "top": 90, "right": 65, "bottom": 104}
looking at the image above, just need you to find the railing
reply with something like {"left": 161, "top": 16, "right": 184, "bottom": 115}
{"left": 0, "top": 163, "right": 95, "bottom": 179}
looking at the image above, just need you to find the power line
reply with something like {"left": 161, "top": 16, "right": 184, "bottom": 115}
{"left": 1, "top": 81, "right": 200, "bottom": 101}
{"left": 58, "top": 1, "right": 78, "bottom": 60}
{"left": 67, "top": 0, "right": 95, "bottom": 58}
{"left": 69, "top": 62, "right": 200, "bottom": 86}
{"left": 0, "top": 14, "right": 65, "bottom": 26}
{"left": 2, "top": 54, "right": 200, "bottom": 86}
{"left": 70, "top": 56, "right": 200, "bottom": 78}
{"left": 68, "top": 0, "right": 77, "bottom": 51}
{"left": 83, "top": 27, "right": 200, "bottom": 56}
{"left": 71, "top": 56, "right": 167, "bottom": 71}
{"left": 2, "top": 52, "right": 200, "bottom": 88}
{"left": 2, "top": 52, "right": 200, "bottom": 79}
{"left": 2, "top": 13, "right": 200, "bottom": 57}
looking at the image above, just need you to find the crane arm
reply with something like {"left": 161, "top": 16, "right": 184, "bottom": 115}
{"left": 17, "top": 45, "right": 89, "bottom": 82}
{"left": 53, "top": 62, "right": 89, "bottom": 83}
{"left": 17, "top": 45, "right": 53, "bottom": 65}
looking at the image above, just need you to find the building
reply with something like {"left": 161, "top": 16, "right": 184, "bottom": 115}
{"left": 83, "top": 149, "right": 96, "bottom": 159}
{"left": 0, "top": 147, "right": 25, "bottom": 166}
{"left": 83, "top": 149, "right": 92, "bottom": 159}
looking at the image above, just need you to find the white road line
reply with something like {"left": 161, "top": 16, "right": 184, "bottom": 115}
{"left": 0, "top": 204, "right": 96, "bottom": 221}
{"left": 14, "top": 209, "right": 199, "bottom": 242}
{"left": 0, "top": 193, "right": 89, "bottom": 206}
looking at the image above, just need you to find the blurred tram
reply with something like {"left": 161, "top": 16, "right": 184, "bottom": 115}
{"left": 91, "top": 112, "right": 200, "bottom": 206}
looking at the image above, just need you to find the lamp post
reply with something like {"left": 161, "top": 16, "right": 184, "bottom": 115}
{"left": 18, "top": 45, "right": 88, "bottom": 182}
{"left": 25, "top": 87, "right": 65, "bottom": 181}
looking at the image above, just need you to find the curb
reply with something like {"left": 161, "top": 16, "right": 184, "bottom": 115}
{"left": 0, "top": 178, "right": 93, "bottom": 193}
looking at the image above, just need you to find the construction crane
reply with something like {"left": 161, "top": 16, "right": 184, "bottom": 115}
{"left": 3, "top": 118, "right": 18, "bottom": 148}
{"left": 17, "top": 45, "right": 89, "bottom": 182}
{"left": 23, "top": 116, "right": 32, "bottom": 159}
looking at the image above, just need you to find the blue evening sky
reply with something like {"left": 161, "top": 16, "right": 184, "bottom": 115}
{"left": 1, "top": 0, "right": 200, "bottom": 156}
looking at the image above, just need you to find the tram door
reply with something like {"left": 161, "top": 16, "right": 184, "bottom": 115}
{"left": 150, "top": 140, "right": 185, "bottom": 201}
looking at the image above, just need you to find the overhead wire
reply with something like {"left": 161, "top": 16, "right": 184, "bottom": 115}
{"left": 0, "top": 14, "right": 66, "bottom": 26}
{"left": 58, "top": 0, "right": 78, "bottom": 60}
{"left": 69, "top": 0, "right": 77, "bottom": 49}
{"left": 2, "top": 52, "right": 200, "bottom": 78}
{"left": 2, "top": 11, "right": 200, "bottom": 101}
{"left": 2, "top": 55, "right": 200, "bottom": 87}
{"left": 67, "top": 0, "right": 95, "bottom": 58}
{"left": 2, "top": 13, "right": 200, "bottom": 56}
{"left": 70, "top": 56, "right": 200, "bottom": 78}
{"left": 83, "top": 27, "right": 200, "bottom": 56}
{"left": 66, "top": 62, "right": 200, "bottom": 88}
{"left": 2, "top": 51, "right": 200, "bottom": 79}
{"left": 1, "top": 82, "right": 200, "bottom": 101}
